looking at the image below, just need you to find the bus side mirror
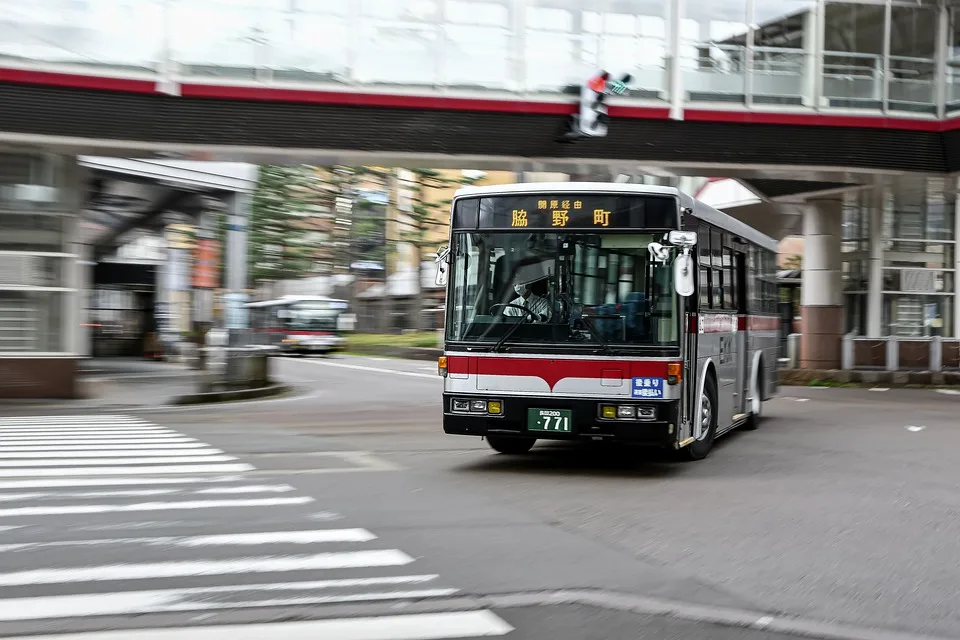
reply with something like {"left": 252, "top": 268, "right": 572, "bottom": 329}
{"left": 674, "top": 251, "right": 695, "bottom": 297}
{"left": 668, "top": 230, "right": 697, "bottom": 247}
{"left": 434, "top": 245, "right": 450, "bottom": 287}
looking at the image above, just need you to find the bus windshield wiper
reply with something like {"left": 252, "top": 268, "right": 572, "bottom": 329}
{"left": 493, "top": 311, "right": 534, "bottom": 352}
{"left": 580, "top": 315, "right": 614, "bottom": 355}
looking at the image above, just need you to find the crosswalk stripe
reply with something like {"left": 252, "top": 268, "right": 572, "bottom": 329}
{"left": 0, "top": 449, "right": 225, "bottom": 458}
{"left": 0, "top": 485, "right": 296, "bottom": 503}
{"left": 0, "top": 455, "right": 237, "bottom": 467}
{"left": 0, "top": 442, "right": 210, "bottom": 451}
{"left": 0, "top": 428, "right": 178, "bottom": 435}
{"left": 0, "top": 463, "right": 255, "bottom": 478}
{"left": 0, "top": 596, "right": 509, "bottom": 635}
{"left": 0, "top": 549, "right": 415, "bottom": 585}
{"left": 0, "top": 475, "right": 247, "bottom": 490}
{"left": 0, "top": 528, "right": 377, "bottom": 552}
{"left": 0, "top": 495, "right": 313, "bottom": 517}
{"left": 0, "top": 437, "right": 197, "bottom": 444}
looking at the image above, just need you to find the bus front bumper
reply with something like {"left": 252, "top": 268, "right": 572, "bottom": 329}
{"left": 442, "top": 393, "right": 680, "bottom": 447}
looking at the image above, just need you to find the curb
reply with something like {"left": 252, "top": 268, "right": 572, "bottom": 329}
{"left": 171, "top": 383, "right": 292, "bottom": 406}
{"left": 343, "top": 345, "right": 442, "bottom": 361}
{"left": 780, "top": 368, "right": 960, "bottom": 389}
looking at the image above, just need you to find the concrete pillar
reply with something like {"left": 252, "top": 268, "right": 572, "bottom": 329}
{"left": 800, "top": 198, "right": 844, "bottom": 369}
{"left": 866, "top": 188, "right": 884, "bottom": 337}
{"left": 224, "top": 192, "right": 251, "bottom": 331}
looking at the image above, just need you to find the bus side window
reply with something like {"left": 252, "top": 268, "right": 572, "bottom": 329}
{"left": 699, "top": 267, "right": 711, "bottom": 310}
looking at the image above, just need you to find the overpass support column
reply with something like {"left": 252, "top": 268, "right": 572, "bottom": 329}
{"left": 800, "top": 198, "right": 843, "bottom": 369}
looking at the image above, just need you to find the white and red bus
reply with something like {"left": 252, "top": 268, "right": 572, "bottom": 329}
{"left": 246, "top": 296, "right": 352, "bottom": 355}
{"left": 435, "top": 183, "right": 779, "bottom": 461}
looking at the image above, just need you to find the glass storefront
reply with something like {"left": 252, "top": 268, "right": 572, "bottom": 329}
{"left": 843, "top": 176, "right": 958, "bottom": 338}
{"left": 0, "top": 153, "right": 75, "bottom": 355}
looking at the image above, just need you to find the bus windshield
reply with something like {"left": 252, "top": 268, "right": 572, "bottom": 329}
{"left": 445, "top": 231, "right": 679, "bottom": 349}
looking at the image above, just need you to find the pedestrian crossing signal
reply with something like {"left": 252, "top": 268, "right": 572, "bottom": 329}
{"left": 559, "top": 71, "right": 633, "bottom": 141}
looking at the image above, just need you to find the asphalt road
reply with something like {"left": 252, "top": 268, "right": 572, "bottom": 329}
{"left": 2, "top": 355, "right": 960, "bottom": 639}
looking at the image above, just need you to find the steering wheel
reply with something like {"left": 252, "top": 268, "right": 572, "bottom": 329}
{"left": 490, "top": 302, "right": 537, "bottom": 321}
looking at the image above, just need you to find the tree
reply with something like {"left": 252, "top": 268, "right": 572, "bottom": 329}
{"left": 249, "top": 164, "right": 350, "bottom": 287}
{"left": 398, "top": 169, "right": 479, "bottom": 330}
{"left": 782, "top": 254, "right": 802, "bottom": 270}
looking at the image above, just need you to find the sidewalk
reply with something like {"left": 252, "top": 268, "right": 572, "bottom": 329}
{"left": 1, "top": 359, "right": 200, "bottom": 415}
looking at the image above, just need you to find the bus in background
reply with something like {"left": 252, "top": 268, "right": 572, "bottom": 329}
{"left": 247, "top": 296, "right": 354, "bottom": 356}
{"left": 434, "top": 183, "right": 779, "bottom": 461}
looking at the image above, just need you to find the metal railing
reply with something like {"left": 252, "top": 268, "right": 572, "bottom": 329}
{"left": 841, "top": 334, "right": 960, "bottom": 372}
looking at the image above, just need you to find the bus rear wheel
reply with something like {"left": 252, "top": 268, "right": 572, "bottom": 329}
{"left": 486, "top": 435, "right": 536, "bottom": 455}
{"left": 744, "top": 364, "right": 764, "bottom": 431}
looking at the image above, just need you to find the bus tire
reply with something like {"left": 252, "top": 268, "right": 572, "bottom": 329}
{"left": 486, "top": 435, "right": 536, "bottom": 455}
{"left": 679, "top": 373, "right": 717, "bottom": 462}
{"left": 743, "top": 360, "right": 764, "bottom": 431}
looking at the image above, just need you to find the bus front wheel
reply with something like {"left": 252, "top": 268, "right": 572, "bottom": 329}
{"left": 486, "top": 435, "right": 536, "bottom": 455}
{"left": 678, "top": 375, "right": 717, "bottom": 461}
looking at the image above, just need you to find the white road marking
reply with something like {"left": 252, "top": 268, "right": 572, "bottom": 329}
{"left": 0, "top": 442, "right": 208, "bottom": 451}
{"left": 195, "top": 484, "right": 295, "bottom": 494}
{"left": 0, "top": 549, "right": 413, "bottom": 585}
{"left": 905, "top": 425, "right": 927, "bottom": 432}
{"left": 0, "top": 455, "right": 237, "bottom": 467}
{"left": 0, "top": 528, "right": 377, "bottom": 552}
{"left": 0, "top": 449, "right": 225, "bottom": 459}
{"left": 0, "top": 428, "right": 177, "bottom": 435}
{"left": 0, "top": 475, "right": 246, "bottom": 490}
{"left": 869, "top": 387, "right": 889, "bottom": 392}
{"left": 0, "top": 489, "right": 179, "bottom": 502}
{"left": 0, "top": 463, "right": 255, "bottom": 478}
{"left": 0, "top": 485, "right": 296, "bottom": 502}
{"left": 295, "top": 358, "right": 439, "bottom": 380}
{"left": 0, "top": 495, "right": 313, "bottom": 517}
{"left": 0, "top": 596, "right": 510, "bottom": 636}
{"left": 0, "top": 420, "right": 154, "bottom": 426}
{"left": 0, "top": 435, "right": 195, "bottom": 443}
{"left": 935, "top": 388, "right": 960, "bottom": 395}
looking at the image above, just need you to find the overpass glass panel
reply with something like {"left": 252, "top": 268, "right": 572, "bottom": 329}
{"left": 0, "top": 0, "right": 956, "bottom": 119}
{"left": 684, "top": 0, "right": 749, "bottom": 104}
{"left": 752, "top": 0, "right": 817, "bottom": 107}
{"left": 948, "top": 8, "right": 960, "bottom": 114}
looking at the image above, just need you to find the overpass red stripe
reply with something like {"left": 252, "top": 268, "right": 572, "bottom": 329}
{"left": 0, "top": 66, "right": 953, "bottom": 131}
{"left": 0, "top": 68, "right": 156, "bottom": 94}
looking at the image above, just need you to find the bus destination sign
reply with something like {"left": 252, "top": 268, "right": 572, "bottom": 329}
{"left": 457, "top": 194, "right": 678, "bottom": 231}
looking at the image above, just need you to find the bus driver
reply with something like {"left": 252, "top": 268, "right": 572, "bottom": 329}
{"left": 504, "top": 262, "right": 553, "bottom": 322}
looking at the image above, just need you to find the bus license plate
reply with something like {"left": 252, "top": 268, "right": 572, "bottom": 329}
{"left": 528, "top": 409, "right": 573, "bottom": 433}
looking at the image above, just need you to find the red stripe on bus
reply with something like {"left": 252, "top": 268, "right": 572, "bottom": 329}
{"left": 747, "top": 316, "right": 781, "bottom": 331}
{"left": 445, "top": 356, "right": 669, "bottom": 389}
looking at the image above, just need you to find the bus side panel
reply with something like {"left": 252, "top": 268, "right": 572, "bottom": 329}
{"left": 696, "top": 313, "right": 738, "bottom": 430}
{"left": 747, "top": 316, "right": 781, "bottom": 401}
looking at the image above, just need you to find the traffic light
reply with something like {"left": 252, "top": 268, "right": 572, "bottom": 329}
{"left": 567, "top": 71, "right": 633, "bottom": 139}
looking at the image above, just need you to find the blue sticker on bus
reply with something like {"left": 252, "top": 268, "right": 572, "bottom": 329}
{"left": 631, "top": 377, "right": 664, "bottom": 399}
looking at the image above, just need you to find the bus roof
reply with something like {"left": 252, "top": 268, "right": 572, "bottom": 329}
{"left": 452, "top": 181, "right": 777, "bottom": 253}
{"left": 454, "top": 182, "right": 679, "bottom": 199}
